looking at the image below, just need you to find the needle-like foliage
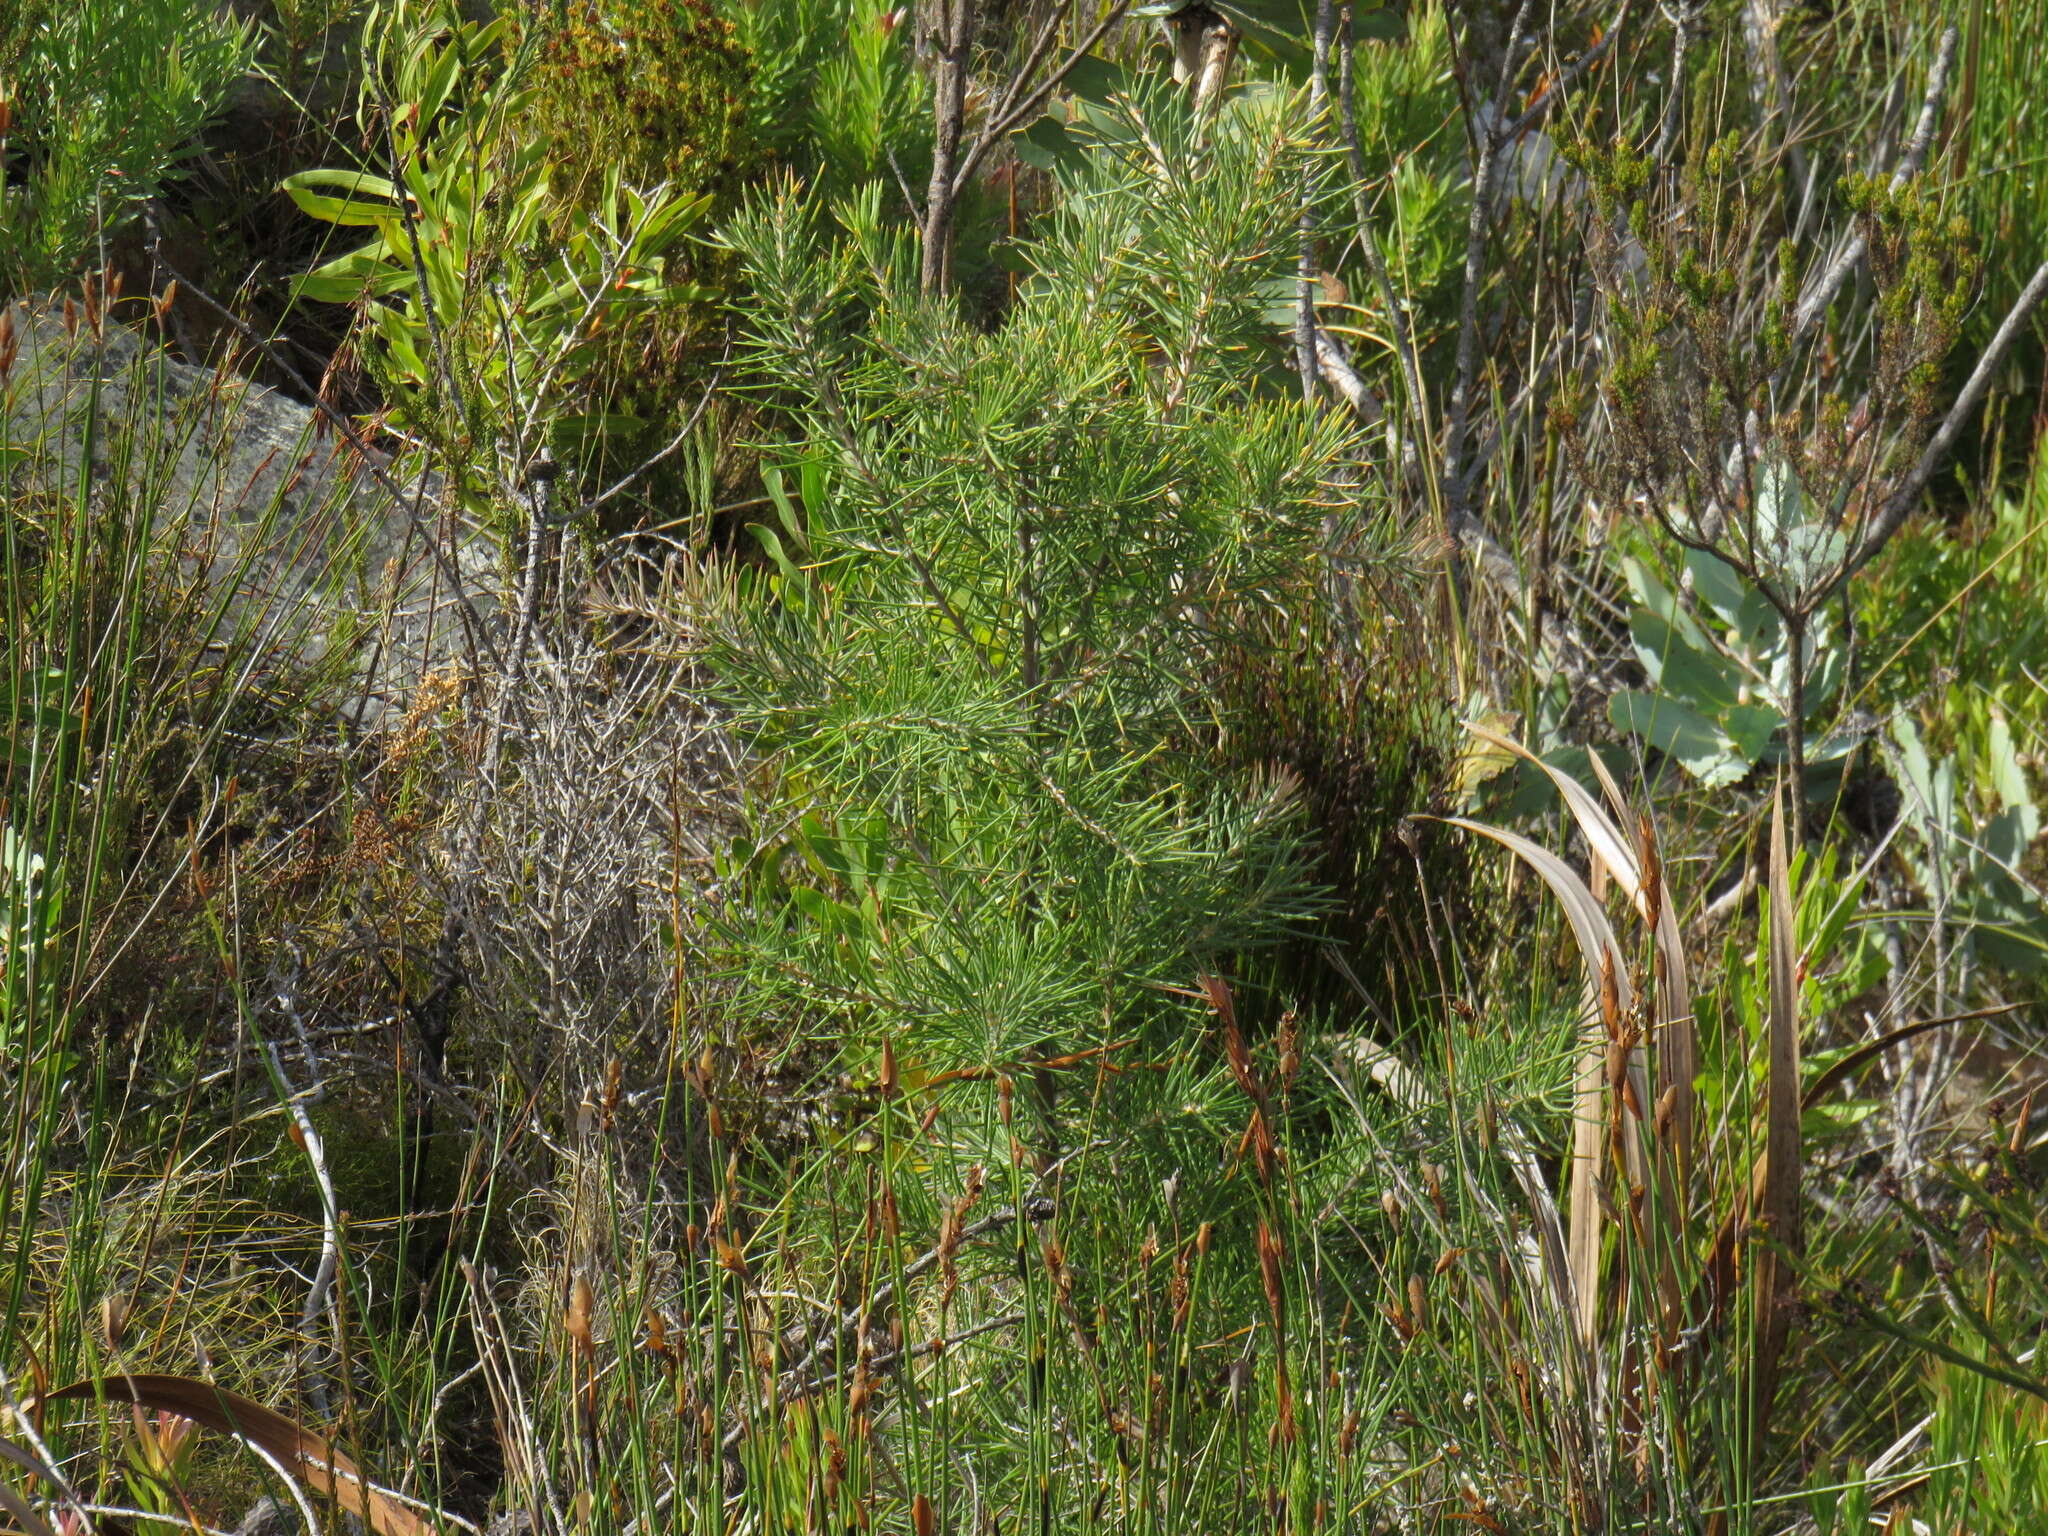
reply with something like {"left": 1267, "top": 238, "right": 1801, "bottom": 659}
{"left": 712, "top": 85, "right": 1387, "bottom": 1074}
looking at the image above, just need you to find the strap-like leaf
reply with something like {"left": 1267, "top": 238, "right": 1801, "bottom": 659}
{"left": 34, "top": 1375, "right": 441, "bottom": 1536}
{"left": 279, "top": 170, "right": 406, "bottom": 227}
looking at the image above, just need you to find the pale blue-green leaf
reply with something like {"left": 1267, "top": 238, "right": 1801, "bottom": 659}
{"left": 1753, "top": 455, "right": 1807, "bottom": 547}
{"left": 1622, "top": 557, "right": 1715, "bottom": 652}
{"left": 1684, "top": 547, "right": 1750, "bottom": 628}
{"left": 1722, "top": 702, "right": 1782, "bottom": 767}
{"left": 1800, "top": 725, "right": 1862, "bottom": 767}
{"left": 1777, "top": 521, "right": 1847, "bottom": 588}
{"left": 1735, "top": 585, "right": 1783, "bottom": 653}
{"left": 1890, "top": 717, "right": 1935, "bottom": 811}
{"left": 1629, "top": 608, "right": 1742, "bottom": 711}
{"left": 1990, "top": 714, "right": 2030, "bottom": 813}
{"left": 1610, "top": 690, "right": 1750, "bottom": 787}
{"left": 1981, "top": 804, "right": 2040, "bottom": 872}
{"left": 1806, "top": 637, "right": 1845, "bottom": 713}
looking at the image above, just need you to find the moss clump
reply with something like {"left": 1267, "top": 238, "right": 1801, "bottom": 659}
{"left": 507, "top": 0, "right": 768, "bottom": 523}
{"left": 519, "top": 0, "right": 763, "bottom": 212}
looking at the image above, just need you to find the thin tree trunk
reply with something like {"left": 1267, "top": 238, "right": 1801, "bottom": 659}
{"left": 1294, "top": 0, "right": 1336, "bottom": 403}
{"left": 921, "top": 0, "right": 975, "bottom": 294}
{"left": 1191, "top": 8, "right": 1238, "bottom": 115}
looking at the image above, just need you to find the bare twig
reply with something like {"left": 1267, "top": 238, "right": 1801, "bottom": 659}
{"left": 584, "top": 354, "right": 727, "bottom": 516}
{"left": 1499, "top": 5, "right": 1634, "bottom": 144}
{"left": 1311, "top": 327, "right": 1382, "bottom": 424}
{"left": 269, "top": 1040, "right": 343, "bottom": 1422}
{"left": 1336, "top": 6, "right": 1425, "bottom": 422}
{"left": 1652, "top": 2, "right": 1706, "bottom": 166}
{"left": 921, "top": 0, "right": 1135, "bottom": 292}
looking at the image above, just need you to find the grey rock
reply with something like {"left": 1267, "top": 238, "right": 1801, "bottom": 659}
{"left": 232, "top": 1495, "right": 295, "bottom": 1536}
{"left": 1, "top": 299, "right": 499, "bottom": 726}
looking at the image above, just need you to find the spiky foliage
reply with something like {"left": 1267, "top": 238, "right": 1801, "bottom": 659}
{"left": 0, "top": 0, "right": 254, "bottom": 293}
{"left": 711, "top": 86, "right": 1390, "bottom": 1078}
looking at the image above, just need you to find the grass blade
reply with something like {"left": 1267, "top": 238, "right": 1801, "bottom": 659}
{"left": 1752, "top": 787, "right": 1803, "bottom": 1451}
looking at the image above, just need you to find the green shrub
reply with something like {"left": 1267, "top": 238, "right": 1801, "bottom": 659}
{"left": 0, "top": 0, "right": 255, "bottom": 294}
{"left": 728, "top": 0, "right": 930, "bottom": 198}
{"left": 282, "top": 6, "right": 715, "bottom": 524}
{"left": 509, "top": 0, "right": 769, "bottom": 517}
{"left": 712, "top": 85, "right": 1391, "bottom": 1077}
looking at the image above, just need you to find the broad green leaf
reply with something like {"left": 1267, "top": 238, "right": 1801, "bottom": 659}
{"left": 1629, "top": 607, "right": 1743, "bottom": 712}
{"left": 764, "top": 462, "right": 809, "bottom": 550}
{"left": 1778, "top": 521, "right": 1848, "bottom": 588}
{"left": 1722, "top": 702, "right": 1782, "bottom": 767}
{"left": 291, "top": 251, "right": 413, "bottom": 304}
{"left": 1059, "top": 55, "right": 1129, "bottom": 106}
{"left": 1610, "top": 689, "right": 1752, "bottom": 787}
{"left": 1989, "top": 714, "right": 2030, "bottom": 813}
{"left": 630, "top": 191, "right": 712, "bottom": 257}
{"left": 369, "top": 302, "right": 428, "bottom": 381}
{"left": 1685, "top": 546, "right": 1750, "bottom": 632}
{"left": 1981, "top": 804, "right": 2038, "bottom": 873}
{"left": 1621, "top": 556, "right": 1716, "bottom": 655}
{"left": 1806, "top": 634, "right": 1845, "bottom": 713}
{"left": 412, "top": 31, "right": 468, "bottom": 126}
{"left": 1753, "top": 455, "right": 1808, "bottom": 547}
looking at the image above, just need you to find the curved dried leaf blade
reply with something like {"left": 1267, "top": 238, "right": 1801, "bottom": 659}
{"left": 34, "top": 1377, "right": 437, "bottom": 1536}
{"left": 1443, "top": 814, "right": 1645, "bottom": 1347}
{"left": 1485, "top": 726, "right": 1699, "bottom": 1188}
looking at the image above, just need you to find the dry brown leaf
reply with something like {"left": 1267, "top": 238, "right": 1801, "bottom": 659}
{"left": 1441, "top": 813, "right": 1646, "bottom": 1349}
{"left": 1468, "top": 724, "right": 1697, "bottom": 1179}
{"left": 33, "top": 1376, "right": 439, "bottom": 1536}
